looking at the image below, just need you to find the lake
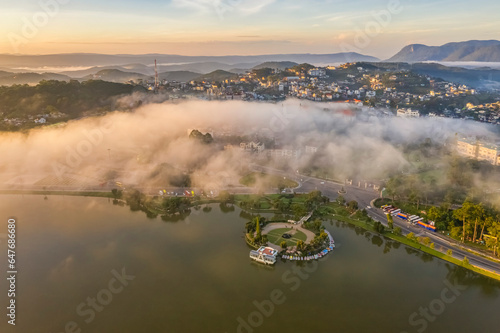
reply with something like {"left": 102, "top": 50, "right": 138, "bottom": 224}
{"left": 1, "top": 195, "right": 499, "bottom": 333}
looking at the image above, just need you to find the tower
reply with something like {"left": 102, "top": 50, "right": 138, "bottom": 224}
{"left": 154, "top": 59, "right": 159, "bottom": 92}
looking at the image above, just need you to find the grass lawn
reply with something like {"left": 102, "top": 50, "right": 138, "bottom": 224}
{"left": 240, "top": 172, "right": 298, "bottom": 188}
{"left": 265, "top": 227, "right": 307, "bottom": 247}
{"left": 417, "top": 169, "right": 446, "bottom": 185}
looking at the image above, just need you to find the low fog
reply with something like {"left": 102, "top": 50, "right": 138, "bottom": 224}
{"left": 0, "top": 99, "right": 497, "bottom": 192}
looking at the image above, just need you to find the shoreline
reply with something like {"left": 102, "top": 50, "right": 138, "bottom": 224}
{"left": 335, "top": 214, "right": 500, "bottom": 282}
{"left": 3, "top": 189, "right": 500, "bottom": 281}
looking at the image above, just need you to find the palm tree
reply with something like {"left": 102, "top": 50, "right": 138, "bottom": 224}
{"left": 471, "top": 203, "right": 485, "bottom": 243}
{"left": 255, "top": 216, "right": 261, "bottom": 238}
{"left": 453, "top": 201, "right": 475, "bottom": 243}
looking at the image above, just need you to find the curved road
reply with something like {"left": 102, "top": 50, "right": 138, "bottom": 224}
{"left": 250, "top": 164, "right": 500, "bottom": 276}
{"left": 3, "top": 165, "right": 500, "bottom": 276}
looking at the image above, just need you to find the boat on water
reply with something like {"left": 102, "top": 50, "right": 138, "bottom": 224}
{"left": 250, "top": 246, "right": 278, "bottom": 265}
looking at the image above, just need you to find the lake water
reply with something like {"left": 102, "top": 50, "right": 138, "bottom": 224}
{"left": 1, "top": 195, "right": 499, "bottom": 333}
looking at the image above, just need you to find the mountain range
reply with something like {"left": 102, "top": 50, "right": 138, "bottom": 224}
{"left": 1, "top": 40, "right": 500, "bottom": 87}
{"left": 0, "top": 52, "right": 377, "bottom": 70}
{"left": 387, "top": 40, "right": 500, "bottom": 62}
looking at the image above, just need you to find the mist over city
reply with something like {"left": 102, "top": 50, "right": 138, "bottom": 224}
{"left": 1, "top": 99, "right": 497, "bottom": 192}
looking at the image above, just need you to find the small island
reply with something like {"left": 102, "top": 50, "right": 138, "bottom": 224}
{"left": 246, "top": 217, "right": 335, "bottom": 264}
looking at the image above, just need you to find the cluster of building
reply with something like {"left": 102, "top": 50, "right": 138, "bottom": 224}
{"left": 463, "top": 101, "right": 500, "bottom": 124}
{"left": 2, "top": 111, "right": 65, "bottom": 127}
{"left": 136, "top": 62, "right": 499, "bottom": 127}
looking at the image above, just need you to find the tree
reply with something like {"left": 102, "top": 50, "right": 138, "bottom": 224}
{"left": 421, "top": 237, "right": 431, "bottom": 246}
{"left": 336, "top": 195, "right": 346, "bottom": 205}
{"left": 430, "top": 243, "right": 435, "bottom": 249}
{"left": 486, "top": 222, "right": 500, "bottom": 256}
{"left": 387, "top": 213, "right": 394, "bottom": 229}
{"left": 394, "top": 227, "right": 402, "bottom": 236}
{"left": 280, "top": 241, "right": 287, "bottom": 249}
{"left": 374, "top": 221, "right": 385, "bottom": 234}
{"left": 385, "top": 177, "right": 401, "bottom": 202}
{"left": 296, "top": 240, "right": 305, "bottom": 252}
{"left": 218, "top": 190, "right": 233, "bottom": 204}
{"left": 406, "top": 232, "right": 417, "bottom": 242}
{"left": 347, "top": 200, "right": 358, "bottom": 212}
{"left": 471, "top": 203, "right": 485, "bottom": 243}
{"left": 111, "top": 188, "right": 122, "bottom": 199}
{"left": 261, "top": 235, "right": 268, "bottom": 245}
{"left": 480, "top": 215, "right": 494, "bottom": 242}
{"left": 408, "top": 190, "right": 421, "bottom": 210}
{"left": 255, "top": 216, "right": 261, "bottom": 239}
{"left": 291, "top": 204, "right": 307, "bottom": 220}
{"left": 453, "top": 201, "right": 475, "bottom": 243}
{"left": 189, "top": 129, "right": 213, "bottom": 144}
{"left": 446, "top": 249, "right": 453, "bottom": 256}
{"left": 428, "top": 206, "right": 446, "bottom": 227}
{"left": 463, "top": 256, "right": 469, "bottom": 266}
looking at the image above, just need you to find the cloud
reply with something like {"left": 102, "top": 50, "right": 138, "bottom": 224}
{"left": 172, "top": 0, "right": 276, "bottom": 17}
{"left": 0, "top": 98, "right": 497, "bottom": 194}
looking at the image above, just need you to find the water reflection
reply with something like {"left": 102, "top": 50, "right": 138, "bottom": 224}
{"left": 3, "top": 195, "right": 499, "bottom": 333}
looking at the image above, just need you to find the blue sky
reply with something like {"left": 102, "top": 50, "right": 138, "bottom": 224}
{"left": 1, "top": 0, "right": 499, "bottom": 57}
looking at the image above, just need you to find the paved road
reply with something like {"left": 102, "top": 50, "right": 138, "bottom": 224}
{"left": 249, "top": 164, "right": 500, "bottom": 276}
{"left": 3, "top": 166, "right": 500, "bottom": 276}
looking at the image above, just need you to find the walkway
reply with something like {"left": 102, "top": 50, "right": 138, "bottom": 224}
{"left": 261, "top": 222, "right": 316, "bottom": 243}
{"left": 297, "top": 211, "right": 313, "bottom": 225}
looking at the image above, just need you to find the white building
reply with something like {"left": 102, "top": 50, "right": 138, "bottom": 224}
{"left": 240, "top": 142, "right": 265, "bottom": 153}
{"left": 308, "top": 68, "right": 326, "bottom": 77}
{"left": 305, "top": 146, "right": 318, "bottom": 154}
{"left": 397, "top": 108, "right": 420, "bottom": 118}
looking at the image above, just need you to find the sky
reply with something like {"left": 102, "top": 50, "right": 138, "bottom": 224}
{"left": 1, "top": 0, "right": 499, "bottom": 58}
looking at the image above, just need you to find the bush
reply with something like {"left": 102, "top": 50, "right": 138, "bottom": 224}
{"left": 407, "top": 232, "right": 417, "bottom": 242}
{"left": 394, "top": 227, "right": 402, "bottom": 236}
{"left": 374, "top": 221, "right": 385, "bottom": 234}
{"left": 463, "top": 256, "right": 469, "bottom": 266}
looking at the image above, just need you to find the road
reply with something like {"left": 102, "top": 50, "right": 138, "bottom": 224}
{"left": 3, "top": 166, "right": 500, "bottom": 276}
{"left": 250, "top": 164, "right": 500, "bottom": 275}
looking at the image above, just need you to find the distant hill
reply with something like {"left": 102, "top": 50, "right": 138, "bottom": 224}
{"left": 0, "top": 80, "right": 134, "bottom": 124}
{"left": 80, "top": 69, "right": 149, "bottom": 83}
{"left": 0, "top": 72, "right": 71, "bottom": 86}
{"left": 0, "top": 52, "right": 379, "bottom": 70}
{"left": 387, "top": 40, "right": 500, "bottom": 62}
{"left": 252, "top": 61, "right": 298, "bottom": 70}
{"left": 159, "top": 62, "right": 247, "bottom": 74}
{"left": 62, "top": 64, "right": 154, "bottom": 78}
{"left": 159, "top": 71, "right": 201, "bottom": 82}
{"left": 227, "top": 68, "right": 249, "bottom": 74}
{"left": 195, "top": 70, "right": 238, "bottom": 82}
{"left": 409, "top": 63, "right": 500, "bottom": 89}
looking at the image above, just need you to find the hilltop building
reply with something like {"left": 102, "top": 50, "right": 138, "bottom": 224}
{"left": 397, "top": 108, "right": 420, "bottom": 118}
